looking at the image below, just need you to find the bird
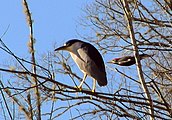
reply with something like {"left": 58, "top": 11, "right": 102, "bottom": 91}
{"left": 108, "top": 54, "right": 153, "bottom": 66}
{"left": 54, "top": 39, "right": 107, "bottom": 92}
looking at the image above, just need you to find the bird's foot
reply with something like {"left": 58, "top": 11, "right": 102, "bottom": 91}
{"left": 91, "top": 89, "right": 95, "bottom": 93}
{"left": 89, "top": 90, "right": 95, "bottom": 100}
{"left": 75, "top": 86, "right": 82, "bottom": 91}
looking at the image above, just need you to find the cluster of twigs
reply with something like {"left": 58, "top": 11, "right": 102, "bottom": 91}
{"left": 0, "top": 0, "right": 171, "bottom": 120}
{"left": 0, "top": 36, "right": 171, "bottom": 119}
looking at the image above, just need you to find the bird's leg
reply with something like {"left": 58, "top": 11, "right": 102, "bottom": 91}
{"left": 77, "top": 73, "right": 87, "bottom": 91}
{"left": 88, "top": 79, "right": 96, "bottom": 100}
{"left": 92, "top": 79, "right": 96, "bottom": 93}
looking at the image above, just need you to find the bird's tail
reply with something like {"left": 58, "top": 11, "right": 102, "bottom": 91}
{"left": 140, "top": 53, "right": 154, "bottom": 59}
{"left": 97, "top": 80, "right": 107, "bottom": 86}
{"left": 97, "top": 76, "right": 107, "bottom": 86}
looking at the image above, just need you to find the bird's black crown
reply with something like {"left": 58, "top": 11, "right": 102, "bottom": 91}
{"left": 64, "top": 39, "right": 84, "bottom": 46}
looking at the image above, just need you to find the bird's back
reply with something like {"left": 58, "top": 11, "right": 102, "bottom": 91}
{"left": 80, "top": 42, "right": 107, "bottom": 86}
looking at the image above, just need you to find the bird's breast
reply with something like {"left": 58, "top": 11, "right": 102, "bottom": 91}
{"left": 69, "top": 52, "right": 87, "bottom": 72}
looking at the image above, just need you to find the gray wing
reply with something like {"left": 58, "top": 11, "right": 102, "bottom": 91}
{"left": 81, "top": 43, "right": 106, "bottom": 74}
{"left": 80, "top": 42, "right": 107, "bottom": 86}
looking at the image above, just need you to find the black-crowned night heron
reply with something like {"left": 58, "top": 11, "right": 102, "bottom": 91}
{"left": 108, "top": 54, "right": 153, "bottom": 66}
{"left": 55, "top": 39, "right": 107, "bottom": 92}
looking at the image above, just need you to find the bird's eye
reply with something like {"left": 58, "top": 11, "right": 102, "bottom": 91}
{"left": 65, "top": 42, "right": 72, "bottom": 47}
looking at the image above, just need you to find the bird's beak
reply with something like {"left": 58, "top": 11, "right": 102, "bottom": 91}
{"left": 54, "top": 46, "right": 67, "bottom": 51}
{"left": 107, "top": 60, "right": 114, "bottom": 64}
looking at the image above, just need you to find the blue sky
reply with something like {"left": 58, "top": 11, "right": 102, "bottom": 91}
{"left": 0, "top": 0, "right": 95, "bottom": 119}
{"left": 0, "top": 0, "right": 143, "bottom": 119}
{"left": 0, "top": 0, "right": 92, "bottom": 56}
{"left": 0, "top": 1, "right": 154, "bottom": 119}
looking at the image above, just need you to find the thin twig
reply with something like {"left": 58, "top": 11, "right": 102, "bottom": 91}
{"left": 121, "top": 0, "right": 154, "bottom": 119}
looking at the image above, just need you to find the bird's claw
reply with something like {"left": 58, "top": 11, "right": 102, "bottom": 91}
{"left": 75, "top": 86, "right": 82, "bottom": 91}
{"left": 91, "top": 89, "right": 95, "bottom": 93}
